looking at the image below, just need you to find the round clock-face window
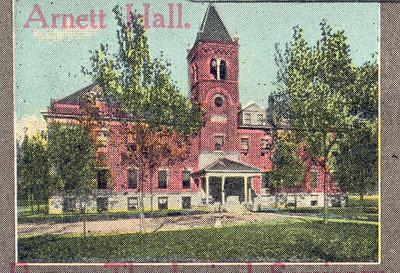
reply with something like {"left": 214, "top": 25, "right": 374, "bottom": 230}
{"left": 214, "top": 96, "right": 223, "bottom": 107}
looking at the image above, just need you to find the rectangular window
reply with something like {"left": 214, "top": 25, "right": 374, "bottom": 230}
{"left": 158, "top": 170, "right": 168, "bottom": 189}
{"left": 215, "top": 135, "right": 224, "bottom": 150}
{"left": 97, "top": 169, "right": 109, "bottom": 189}
{"left": 262, "top": 172, "right": 269, "bottom": 188}
{"left": 244, "top": 112, "right": 251, "bottom": 125}
{"left": 310, "top": 171, "right": 318, "bottom": 188}
{"left": 128, "top": 168, "right": 137, "bottom": 189}
{"left": 311, "top": 200, "right": 318, "bottom": 206}
{"left": 182, "top": 197, "right": 191, "bottom": 209}
{"left": 97, "top": 197, "right": 108, "bottom": 212}
{"left": 63, "top": 197, "right": 76, "bottom": 212}
{"left": 182, "top": 170, "right": 191, "bottom": 189}
{"left": 257, "top": 113, "right": 264, "bottom": 125}
{"left": 241, "top": 137, "right": 249, "bottom": 152}
{"left": 261, "top": 138, "right": 269, "bottom": 150}
{"left": 127, "top": 197, "right": 138, "bottom": 210}
{"left": 158, "top": 197, "right": 168, "bottom": 210}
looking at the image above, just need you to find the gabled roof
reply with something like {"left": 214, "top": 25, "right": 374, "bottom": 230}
{"left": 196, "top": 4, "right": 232, "bottom": 43}
{"left": 241, "top": 101, "right": 266, "bottom": 112}
{"left": 57, "top": 82, "right": 100, "bottom": 103}
{"left": 202, "top": 157, "right": 262, "bottom": 173}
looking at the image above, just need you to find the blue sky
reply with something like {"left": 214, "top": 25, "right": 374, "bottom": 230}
{"left": 14, "top": 0, "right": 379, "bottom": 121}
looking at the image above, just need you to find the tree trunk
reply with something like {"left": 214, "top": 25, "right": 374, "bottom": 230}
{"left": 149, "top": 169, "right": 154, "bottom": 212}
{"left": 29, "top": 194, "right": 34, "bottom": 214}
{"left": 323, "top": 164, "right": 327, "bottom": 224}
{"left": 139, "top": 167, "right": 145, "bottom": 232}
{"left": 83, "top": 207, "right": 87, "bottom": 238}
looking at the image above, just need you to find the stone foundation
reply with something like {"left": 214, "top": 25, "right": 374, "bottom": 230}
{"left": 49, "top": 191, "right": 347, "bottom": 213}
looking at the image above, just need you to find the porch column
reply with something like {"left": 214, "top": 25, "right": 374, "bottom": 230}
{"left": 205, "top": 175, "right": 210, "bottom": 205}
{"left": 244, "top": 176, "right": 248, "bottom": 204}
{"left": 221, "top": 175, "right": 225, "bottom": 205}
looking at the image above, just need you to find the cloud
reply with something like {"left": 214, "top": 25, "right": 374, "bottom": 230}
{"left": 33, "top": 28, "right": 98, "bottom": 41}
{"left": 16, "top": 115, "right": 47, "bottom": 141}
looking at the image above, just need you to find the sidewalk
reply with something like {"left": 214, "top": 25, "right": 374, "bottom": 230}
{"left": 18, "top": 212, "right": 284, "bottom": 237}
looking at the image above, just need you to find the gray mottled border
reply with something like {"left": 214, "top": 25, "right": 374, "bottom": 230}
{"left": 1, "top": 1, "right": 399, "bottom": 272}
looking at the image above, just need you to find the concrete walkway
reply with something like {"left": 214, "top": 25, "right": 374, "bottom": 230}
{"left": 18, "top": 212, "right": 285, "bottom": 237}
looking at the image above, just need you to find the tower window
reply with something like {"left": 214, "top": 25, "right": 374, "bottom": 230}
{"left": 210, "top": 58, "right": 227, "bottom": 80}
{"left": 214, "top": 96, "right": 223, "bottom": 107}
{"left": 220, "top": 60, "right": 226, "bottom": 80}
{"left": 215, "top": 135, "right": 224, "bottom": 150}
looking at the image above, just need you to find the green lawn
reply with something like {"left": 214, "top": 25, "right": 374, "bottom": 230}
{"left": 18, "top": 218, "right": 378, "bottom": 263}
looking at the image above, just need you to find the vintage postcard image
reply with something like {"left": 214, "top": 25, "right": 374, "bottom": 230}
{"left": 15, "top": 0, "right": 379, "bottom": 265}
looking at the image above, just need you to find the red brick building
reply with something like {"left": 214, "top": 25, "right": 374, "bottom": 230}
{"left": 43, "top": 5, "right": 344, "bottom": 213}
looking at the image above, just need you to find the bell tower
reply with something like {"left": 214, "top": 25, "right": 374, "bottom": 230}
{"left": 187, "top": 4, "right": 240, "bottom": 153}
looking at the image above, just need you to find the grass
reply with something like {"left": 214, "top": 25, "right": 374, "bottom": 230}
{"left": 261, "top": 195, "right": 379, "bottom": 223}
{"left": 18, "top": 218, "right": 378, "bottom": 263}
{"left": 347, "top": 195, "right": 379, "bottom": 208}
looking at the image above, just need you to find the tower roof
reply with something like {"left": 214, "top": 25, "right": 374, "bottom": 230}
{"left": 196, "top": 5, "right": 232, "bottom": 43}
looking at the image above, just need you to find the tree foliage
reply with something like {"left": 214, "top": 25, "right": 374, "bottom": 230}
{"left": 19, "top": 133, "right": 51, "bottom": 213}
{"left": 82, "top": 6, "right": 204, "bottom": 216}
{"left": 269, "top": 20, "right": 378, "bottom": 197}
{"left": 269, "top": 134, "right": 306, "bottom": 192}
{"left": 332, "top": 121, "right": 378, "bottom": 198}
{"left": 47, "top": 123, "right": 96, "bottom": 193}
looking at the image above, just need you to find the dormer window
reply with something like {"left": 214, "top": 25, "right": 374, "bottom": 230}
{"left": 244, "top": 113, "right": 251, "bottom": 125}
{"left": 210, "top": 58, "right": 227, "bottom": 80}
{"left": 257, "top": 113, "right": 264, "bottom": 125}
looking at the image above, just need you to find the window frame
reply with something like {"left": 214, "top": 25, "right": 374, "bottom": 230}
{"left": 158, "top": 196, "right": 168, "bottom": 210}
{"left": 97, "top": 169, "right": 109, "bottom": 189}
{"left": 241, "top": 137, "right": 249, "bottom": 152}
{"left": 182, "top": 170, "right": 191, "bottom": 189}
{"left": 214, "top": 135, "right": 225, "bottom": 150}
{"left": 158, "top": 169, "right": 168, "bottom": 189}
{"left": 127, "top": 197, "right": 138, "bottom": 210}
{"left": 244, "top": 112, "right": 251, "bottom": 125}
{"left": 96, "top": 197, "right": 109, "bottom": 212}
{"left": 127, "top": 167, "right": 138, "bottom": 189}
{"left": 310, "top": 170, "right": 318, "bottom": 188}
{"left": 182, "top": 197, "right": 191, "bottom": 209}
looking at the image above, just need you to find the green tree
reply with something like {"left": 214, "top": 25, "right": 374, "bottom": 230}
{"left": 83, "top": 6, "right": 203, "bottom": 230}
{"left": 270, "top": 21, "right": 378, "bottom": 221}
{"left": 332, "top": 121, "right": 378, "bottom": 201}
{"left": 47, "top": 122, "right": 96, "bottom": 236}
{"left": 269, "top": 134, "right": 306, "bottom": 208}
{"left": 19, "top": 133, "right": 51, "bottom": 214}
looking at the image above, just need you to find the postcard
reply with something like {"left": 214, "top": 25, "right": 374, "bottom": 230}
{"left": 5, "top": 0, "right": 394, "bottom": 272}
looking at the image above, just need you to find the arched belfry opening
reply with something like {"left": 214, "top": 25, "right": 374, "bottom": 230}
{"left": 210, "top": 58, "right": 227, "bottom": 80}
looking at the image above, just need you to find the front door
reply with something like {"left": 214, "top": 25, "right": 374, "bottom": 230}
{"left": 225, "top": 177, "right": 245, "bottom": 203}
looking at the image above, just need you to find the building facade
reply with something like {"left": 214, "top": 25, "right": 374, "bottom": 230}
{"left": 43, "top": 5, "right": 345, "bottom": 213}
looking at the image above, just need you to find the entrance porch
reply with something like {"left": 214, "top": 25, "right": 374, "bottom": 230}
{"left": 194, "top": 158, "right": 263, "bottom": 208}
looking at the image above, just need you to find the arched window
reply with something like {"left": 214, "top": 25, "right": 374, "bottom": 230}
{"left": 210, "top": 58, "right": 227, "bottom": 80}
{"left": 220, "top": 60, "right": 226, "bottom": 80}
{"left": 210, "top": 58, "right": 218, "bottom": 79}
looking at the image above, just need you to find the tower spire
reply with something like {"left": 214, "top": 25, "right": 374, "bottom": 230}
{"left": 196, "top": 4, "right": 232, "bottom": 42}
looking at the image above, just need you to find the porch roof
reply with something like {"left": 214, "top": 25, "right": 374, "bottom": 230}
{"left": 195, "top": 157, "right": 263, "bottom": 175}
